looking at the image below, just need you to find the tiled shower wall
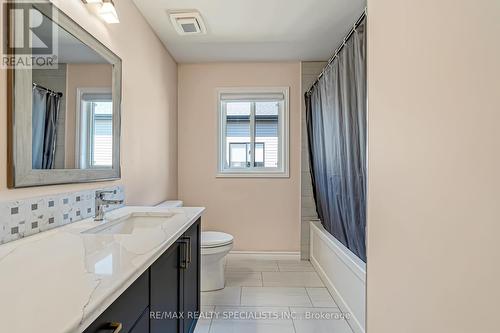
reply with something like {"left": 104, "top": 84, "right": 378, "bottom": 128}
{"left": 301, "top": 62, "right": 326, "bottom": 259}
{"left": 0, "top": 185, "right": 125, "bottom": 245}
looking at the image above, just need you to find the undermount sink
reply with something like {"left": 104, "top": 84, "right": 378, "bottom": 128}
{"left": 83, "top": 212, "right": 177, "bottom": 235}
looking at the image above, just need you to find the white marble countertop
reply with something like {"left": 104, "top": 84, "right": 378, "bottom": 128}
{"left": 0, "top": 206, "right": 205, "bottom": 333}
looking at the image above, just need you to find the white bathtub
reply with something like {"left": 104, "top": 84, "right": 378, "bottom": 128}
{"left": 310, "top": 221, "right": 366, "bottom": 333}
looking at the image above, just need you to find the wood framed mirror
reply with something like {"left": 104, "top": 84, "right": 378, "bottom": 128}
{"left": 7, "top": 1, "right": 122, "bottom": 188}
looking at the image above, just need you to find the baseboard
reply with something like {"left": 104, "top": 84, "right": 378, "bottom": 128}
{"left": 228, "top": 251, "right": 301, "bottom": 261}
{"left": 311, "top": 256, "right": 364, "bottom": 333}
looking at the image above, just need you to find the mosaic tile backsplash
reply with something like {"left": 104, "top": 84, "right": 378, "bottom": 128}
{"left": 0, "top": 185, "right": 125, "bottom": 245}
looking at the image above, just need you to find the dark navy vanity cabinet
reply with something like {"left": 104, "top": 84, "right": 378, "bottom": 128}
{"left": 151, "top": 219, "right": 201, "bottom": 333}
{"left": 83, "top": 219, "right": 201, "bottom": 333}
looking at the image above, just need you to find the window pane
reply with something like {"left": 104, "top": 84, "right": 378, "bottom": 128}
{"left": 229, "top": 143, "right": 250, "bottom": 168}
{"left": 93, "top": 100, "right": 113, "bottom": 115}
{"left": 226, "top": 102, "right": 251, "bottom": 168}
{"left": 92, "top": 101, "right": 113, "bottom": 167}
{"left": 255, "top": 143, "right": 265, "bottom": 167}
{"left": 255, "top": 102, "right": 279, "bottom": 168}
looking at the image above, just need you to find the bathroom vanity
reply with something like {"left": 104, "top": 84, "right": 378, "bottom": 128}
{"left": 0, "top": 206, "right": 204, "bottom": 333}
{"left": 84, "top": 217, "right": 201, "bottom": 333}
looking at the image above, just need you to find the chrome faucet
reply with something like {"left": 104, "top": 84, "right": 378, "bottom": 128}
{"left": 95, "top": 190, "right": 124, "bottom": 221}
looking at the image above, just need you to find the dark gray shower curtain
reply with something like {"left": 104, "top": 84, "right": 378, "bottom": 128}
{"left": 32, "top": 86, "right": 61, "bottom": 169}
{"left": 305, "top": 18, "right": 367, "bottom": 261}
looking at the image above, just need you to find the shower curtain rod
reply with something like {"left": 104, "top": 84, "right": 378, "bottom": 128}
{"left": 306, "top": 8, "right": 367, "bottom": 95}
{"left": 33, "top": 82, "right": 63, "bottom": 97}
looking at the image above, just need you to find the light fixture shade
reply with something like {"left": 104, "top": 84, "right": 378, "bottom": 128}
{"left": 82, "top": 0, "right": 104, "bottom": 4}
{"left": 99, "top": 1, "right": 120, "bottom": 24}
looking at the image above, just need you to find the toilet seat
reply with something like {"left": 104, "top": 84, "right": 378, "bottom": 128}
{"left": 202, "top": 231, "right": 233, "bottom": 248}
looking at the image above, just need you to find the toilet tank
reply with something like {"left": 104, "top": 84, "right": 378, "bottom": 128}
{"left": 156, "top": 200, "right": 184, "bottom": 208}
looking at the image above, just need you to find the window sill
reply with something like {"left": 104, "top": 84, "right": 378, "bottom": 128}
{"left": 216, "top": 171, "right": 290, "bottom": 179}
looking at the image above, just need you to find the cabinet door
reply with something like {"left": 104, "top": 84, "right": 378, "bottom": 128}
{"left": 130, "top": 308, "right": 150, "bottom": 333}
{"left": 83, "top": 271, "right": 149, "bottom": 333}
{"left": 150, "top": 242, "right": 183, "bottom": 333}
{"left": 182, "top": 219, "right": 201, "bottom": 333}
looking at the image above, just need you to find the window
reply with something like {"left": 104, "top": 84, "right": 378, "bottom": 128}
{"left": 218, "top": 88, "right": 289, "bottom": 177}
{"left": 77, "top": 89, "right": 113, "bottom": 169}
{"left": 228, "top": 142, "right": 265, "bottom": 168}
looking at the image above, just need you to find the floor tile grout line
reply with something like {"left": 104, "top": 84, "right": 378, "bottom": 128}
{"left": 304, "top": 287, "right": 315, "bottom": 307}
{"left": 207, "top": 308, "right": 214, "bottom": 333}
{"left": 207, "top": 318, "right": 213, "bottom": 333}
{"left": 289, "top": 306, "right": 298, "bottom": 333}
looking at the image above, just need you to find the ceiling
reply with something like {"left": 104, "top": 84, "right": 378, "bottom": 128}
{"left": 132, "top": 0, "right": 366, "bottom": 63}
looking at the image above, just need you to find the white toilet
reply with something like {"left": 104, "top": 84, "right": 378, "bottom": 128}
{"left": 156, "top": 201, "right": 234, "bottom": 292}
{"left": 201, "top": 231, "right": 233, "bottom": 292}
{"left": 156, "top": 200, "right": 184, "bottom": 208}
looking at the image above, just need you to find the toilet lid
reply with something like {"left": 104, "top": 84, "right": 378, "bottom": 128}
{"left": 202, "top": 231, "right": 234, "bottom": 248}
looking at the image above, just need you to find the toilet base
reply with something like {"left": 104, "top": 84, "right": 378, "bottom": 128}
{"left": 201, "top": 258, "right": 225, "bottom": 291}
{"left": 201, "top": 243, "right": 233, "bottom": 292}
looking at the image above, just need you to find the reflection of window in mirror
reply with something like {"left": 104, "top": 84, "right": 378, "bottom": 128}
{"left": 76, "top": 89, "right": 113, "bottom": 169}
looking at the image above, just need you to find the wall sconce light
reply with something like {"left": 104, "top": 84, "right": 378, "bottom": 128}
{"left": 99, "top": 0, "right": 120, "bottom": 24}
{"left": 82, "top": 0, "right": 120, "bottom": 24}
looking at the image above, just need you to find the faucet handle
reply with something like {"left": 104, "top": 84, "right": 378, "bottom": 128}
{"left": 96, "top": 190, "right": 116, "bottom": 199}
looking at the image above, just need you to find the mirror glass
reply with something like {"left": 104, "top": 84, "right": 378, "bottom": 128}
{"left": 31, "top": 22, "right": 113, "bottom": 170}
{"left": 9, "top": 2, "right": 122, "bottom": 188}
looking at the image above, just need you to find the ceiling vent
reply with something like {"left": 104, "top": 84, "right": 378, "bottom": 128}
{"left": 169, "top": 10, "right": 207, "bottom": 35}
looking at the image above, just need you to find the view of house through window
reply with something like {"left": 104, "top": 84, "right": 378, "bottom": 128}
{"left": 78, "top": 92, "right": 113, "bottom": 169}
{"left": 218, "top": 89, "right": 288, "bottom": 176}
{"left": 90, "top": 101, "right": 113, "bottom": 167}
{"left": 225, "top": 101, "right": 279, "bottom": 169}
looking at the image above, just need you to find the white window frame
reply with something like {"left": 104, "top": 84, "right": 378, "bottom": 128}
{"left": 75, "top": 87, "right": 113, "bottom": 169}
{"left": 217, "top": 87, "right": 290, "bottom": 178}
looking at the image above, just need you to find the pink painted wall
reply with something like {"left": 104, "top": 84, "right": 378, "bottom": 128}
{"left": 178, "top": 62, "right": 301, "bottom": 252}
{"left": 367, "top": 0, "right": 500, "bottom": 332}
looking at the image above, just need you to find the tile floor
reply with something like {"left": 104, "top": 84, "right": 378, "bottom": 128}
{"left": 196, "top": 255, "right": 353, "bottom": 333}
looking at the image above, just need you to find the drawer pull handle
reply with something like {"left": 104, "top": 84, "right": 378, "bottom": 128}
{"left": 177, "top": 236, "right": 193, "bottom": 269}
{"left": 184, "top": 236, "right": 192, "bottom": 264}
{"left": 177, "top": 239, "right": 189, "bottom": 269}
{"left": 107, "top": 322, "right": 123, "bottom": 333}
